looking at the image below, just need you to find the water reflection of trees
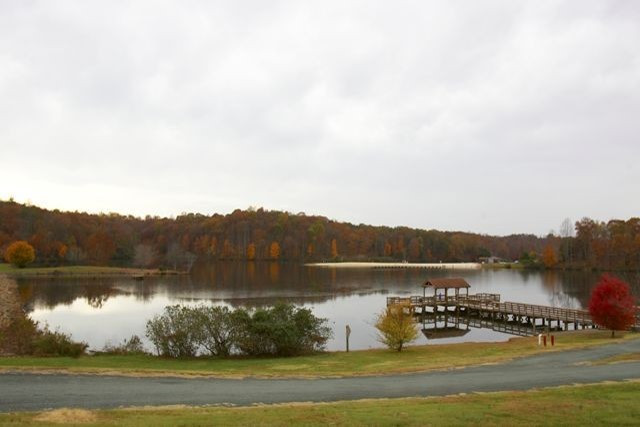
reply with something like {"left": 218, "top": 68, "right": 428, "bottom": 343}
{"left": 15, "top": 264, "right": 637, "bottom": 313}
{"left": 15, "top": 263, "right": 417, "bottom": 310}
{"left": 17, "top": 278, "right": 122, "bottom": 311}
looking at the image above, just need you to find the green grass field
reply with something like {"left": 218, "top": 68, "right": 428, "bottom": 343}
{"left": 0, "top": 331, "right": 635, "bottom": 379}
{"left": 1, "top": 381, "right": 638, "bottom": 426}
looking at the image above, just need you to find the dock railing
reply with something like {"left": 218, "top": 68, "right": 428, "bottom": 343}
{"left": 499, "top": 302, "right": 592, "bottom": 323}
{"left": 387, "top": 293, "right": 500, "bottom": 307}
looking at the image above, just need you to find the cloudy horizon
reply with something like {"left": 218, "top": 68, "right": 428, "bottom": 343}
{"left": 1, "top": 1, "right": 639, "bottom": 236}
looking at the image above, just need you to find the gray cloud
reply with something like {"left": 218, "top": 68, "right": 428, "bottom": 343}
{"left": 1, "top": 0, "right": 639, "bottom": 235}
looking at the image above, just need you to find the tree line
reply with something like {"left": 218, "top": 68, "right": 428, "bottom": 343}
{"left": 0, "top": 200, "right": 638, "bottom": 270}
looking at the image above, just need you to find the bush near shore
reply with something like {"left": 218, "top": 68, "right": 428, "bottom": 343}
{"left": 145, "top": 303, "right": 333, "bottom": 358}
{"left": 0, "top": 314, "right": 87, "bottom": 357}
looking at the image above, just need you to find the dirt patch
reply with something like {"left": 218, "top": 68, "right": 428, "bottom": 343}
{"left": 34, "top": 408, "right": 98, "bottom": 424}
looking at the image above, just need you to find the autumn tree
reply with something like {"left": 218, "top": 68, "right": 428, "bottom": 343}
{"left": 221, "top": 239, "right": 235, "bottom": 259}
{"left": 246, "top": 243, "right": 256, "bottom": 260}
{"left": 269, "top": 241, "right": 280, "bottom": 260}
{"left": 374, "top": 303, "right": 418, "bottom": 352}
{"left": 588, "top": 275, "right": 636, "bottom": 337}
{"left": 4, "top": 241, "right": 36, "bottom": 268}
{"left": 86, "top": 232, "right": 116, "bottom": 264}
{"left": 542, "top": 245, "right": 557, "bottom": 268}
{"left": 330, "top": 239, "right": 338, "bottom": 259}
{"left": 408, "top": 237, "right": 422, "bottom": 261}
{"left": 56, "top": 243, "right": 68, "bottom": 261}
{"left": 383, "top": 241, "right": 392, "bottom": 257}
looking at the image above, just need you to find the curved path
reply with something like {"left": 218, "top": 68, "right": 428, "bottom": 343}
{"left": 2, "top": 339, "right": 640, "bottom": 412}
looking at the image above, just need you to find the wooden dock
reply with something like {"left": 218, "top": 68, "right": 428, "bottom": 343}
{"left": 387, "top": 293, "right": 640, "bottom": 334}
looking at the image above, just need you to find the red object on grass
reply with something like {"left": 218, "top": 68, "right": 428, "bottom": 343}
{"left": 588, "top": 274, "right": 636, "bottom": 337}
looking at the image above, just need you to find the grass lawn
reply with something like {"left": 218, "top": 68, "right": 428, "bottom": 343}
{"left": 0, "top": 330, "right": 636, "bottom": 379}
{"left": 0, "top": 381, "right": 638, "bottom": 426}
{"left": 0, "top": 263, "right": 180, "bottom": 277}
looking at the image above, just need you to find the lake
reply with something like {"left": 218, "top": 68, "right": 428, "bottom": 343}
{"left": 11, "top": 263, "right": 639, "bottom": 351}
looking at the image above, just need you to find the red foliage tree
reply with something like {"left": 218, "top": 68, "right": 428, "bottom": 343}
{"left": 588, "top": 275, "right": 636, "bottom": 337}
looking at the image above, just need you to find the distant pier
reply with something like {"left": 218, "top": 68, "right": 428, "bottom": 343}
{"left": 306, "top": 262, "right": 481, "bottom": 270}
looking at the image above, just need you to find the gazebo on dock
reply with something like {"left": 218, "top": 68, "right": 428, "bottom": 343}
{"left": 422, "top": 278, "right": 470, "bottom": 304}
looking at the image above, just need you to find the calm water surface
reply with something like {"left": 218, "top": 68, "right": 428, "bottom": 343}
{"left": 14, "top": 263, "right": 639, "bottom": 351}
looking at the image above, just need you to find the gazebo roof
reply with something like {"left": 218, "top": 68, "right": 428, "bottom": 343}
{"left": 422, "top": 277, "right": 470, "bottom": 289}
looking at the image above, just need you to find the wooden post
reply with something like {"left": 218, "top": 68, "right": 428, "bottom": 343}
{"left": 345, "top": 324, "right": 351, "bottom": 352}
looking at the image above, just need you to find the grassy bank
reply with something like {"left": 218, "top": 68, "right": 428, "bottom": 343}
{"left": 0, "top": 264, "right": 182, "bottom": 278}
{"left": 1, "top": 381, "right": 639, "bottom": 426}
{"left": 0, "top": 331, "right": 636, "bottom": 379}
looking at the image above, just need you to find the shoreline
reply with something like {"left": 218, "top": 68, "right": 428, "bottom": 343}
{"left": 0, "top": 264, "right": 185, "bottom": 279}
{"left": 305, "top": 262, "right": 482, "bottom": 269}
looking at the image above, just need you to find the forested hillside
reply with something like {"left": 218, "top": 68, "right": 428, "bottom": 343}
{"left": 0, "top": 200, "right": 638, "bottom": 270}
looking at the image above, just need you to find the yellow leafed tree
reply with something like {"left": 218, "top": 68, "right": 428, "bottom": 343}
{"left": 374, "top": 303, "right": 418, "bottom": 352}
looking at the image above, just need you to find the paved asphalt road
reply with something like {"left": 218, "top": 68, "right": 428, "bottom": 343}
{"left": 1, "top": 339, "right": 640, "bottom": 412}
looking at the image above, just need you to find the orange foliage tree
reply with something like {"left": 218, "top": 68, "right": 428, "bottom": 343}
{"left": 56, "top": 243, "right": 68, "bottom": 260}
{"left": 4, "top": 241, "right": 36, "bottom": 268}
{"left": 246, "top": 243, "right": 256, "bottom": 260}
{"left": 269, "top": 241, "right": 280, "bottom": 260}
{"left": 330, "top": 239, "right": 338, "bottom": 259}
{"left": 542, "top": 245, "right": 557, "bottom": 268}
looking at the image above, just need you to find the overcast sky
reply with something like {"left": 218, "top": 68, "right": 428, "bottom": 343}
{"left": 1, "top": 1, "right": 639, "bottom": 236}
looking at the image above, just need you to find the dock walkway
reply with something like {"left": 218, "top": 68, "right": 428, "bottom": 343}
{"left": 387, "top": 293, "right": 640, "bottom": 332}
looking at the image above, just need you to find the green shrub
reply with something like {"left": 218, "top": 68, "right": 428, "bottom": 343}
{"left": 233, "top": 303, "right": 332, "bottom": 357}
{"left": 232, "top": 307, "right": 276, "bottom": 356}
{"left": 193, "top": 306, "right": 238, "bottom": 357}
{"left": 32, "top": 327, "right": 88, "bottom": 357}
{"left": 145, "top": 305, "right": 200, "bottom": 357}
{"left": 1, "top": 314, "right": 87, "bottom": 357}
{"left": 145, "top": 303, "right": 332, "bottom": 358}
